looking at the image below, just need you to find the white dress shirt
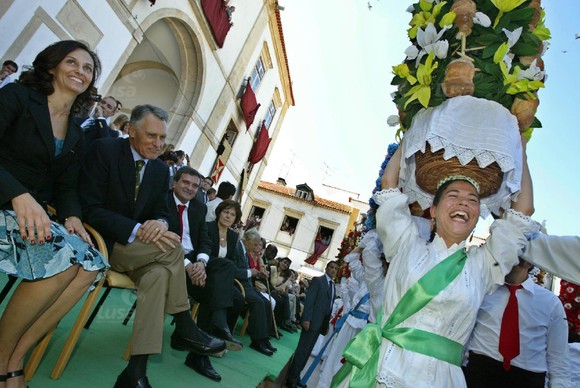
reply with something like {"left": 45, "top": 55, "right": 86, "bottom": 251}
{"left": 369, "top": 188, "right": 540, "bottom": 388}
{"left": 0, "top": 75, "right": 14, "bottom": 89}
{"left": 172, "top": 194, "right": 209, "bottom": 267}
{"left": 521, "top": 234, "right": 580, "bottom": 284}
{"left": 569, "top": 343, "right": 580, "bottom": 386}
{"left": 205, "top": 197, "right": 223, "bottom": 222}
{"left": 468, "top": 277, "right": 570, "bottom": 387}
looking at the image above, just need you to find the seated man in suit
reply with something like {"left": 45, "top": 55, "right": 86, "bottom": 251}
{"left": 167, "top": 166, "right": 242, "bottom": 381}
{"left": 287, "top": 260, "right": 338, "bottom": 388}
{"left": 231, "top": 228, "right": 277, "bottom": 356}
{"left": 81, "top": 95, "right": 121, "bottom": 150}
{"left": 80, "top": 104, "right": 225, "bottom": 388}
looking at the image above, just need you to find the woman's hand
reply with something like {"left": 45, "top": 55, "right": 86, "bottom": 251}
{"left": 64, "top": 216, "right": 94, "bottom": 246}
{"left": 11, "top": 193, "right": 51, "bottom": 244}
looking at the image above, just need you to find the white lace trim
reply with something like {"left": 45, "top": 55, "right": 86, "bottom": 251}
{"left": 397, "top": 96, "right": 525, "bottom": 218}
{"left": 376, "top": 371, "right": 406, "bottom": 388}
{"left": 372, "top": 188, "right": 401, "bottom": 206}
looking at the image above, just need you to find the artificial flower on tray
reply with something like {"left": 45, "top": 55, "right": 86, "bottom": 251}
{"left": 389, "top": 0, "right": 550, "bottom": 141}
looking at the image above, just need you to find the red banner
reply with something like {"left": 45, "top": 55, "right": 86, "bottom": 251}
{"left": 247, "top": 123, "right": 271, "bottom": 165}
{"left": 305, "top": 240, "right": 330, "bottom": 265}
{"left": 241, "top": 80, "right": 261, "bottom": 128}
{"left": 201, "top": 0, "right": 231, "bottom": 48}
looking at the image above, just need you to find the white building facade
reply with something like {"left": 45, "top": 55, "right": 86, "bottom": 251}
{"left": 243, "top": 180, "right": 364, "bottom": 276}
{"left": 0, "top": 0, "right": 293, "bottom": 198}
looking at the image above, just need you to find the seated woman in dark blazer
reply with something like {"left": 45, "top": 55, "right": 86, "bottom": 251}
{"left": 0, "top": 40, "right": 108, "bottom": 385}
{"left": 206, "top": 199, "right": 244, "bottom": 330}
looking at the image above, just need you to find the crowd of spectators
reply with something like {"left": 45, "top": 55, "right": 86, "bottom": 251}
{"left": 0, "top": 40, "right": 311, "bottom": 387}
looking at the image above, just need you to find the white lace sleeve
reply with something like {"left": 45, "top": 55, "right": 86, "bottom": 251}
{"left": 373, "top": 189, "right": 417, "bottom": 261}
{"left": 476, "top": 209, "right": 542, "bottom": 291}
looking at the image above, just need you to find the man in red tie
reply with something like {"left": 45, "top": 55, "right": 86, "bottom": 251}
{"left": 168, "top": 166, "right": 243, "bottom": 381}
{"left": 463, "top": 259, "right": 570, "bottom": 387}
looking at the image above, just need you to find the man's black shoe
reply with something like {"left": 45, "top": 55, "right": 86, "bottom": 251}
{"left": 265, "top": 339, "right": 277, "bottom": 352}
{"left": 114, "top": 368, "right": 152, "bottom": 388}
{"left": 170, "top": 330, "right": 226, "bottom": 356}
{"left": 297, "top": 383, "right": 307, "bottom": 388}
{"left": 280, "top": 323, "right": 295, "bottom": 333}
{"left": 211, "top": 325, "right": 243, "bottom": 351}
{"left": 249, "top": 340, "right": 273, "bottom": 356}
{"left": 184, "top": 353, "right": 222, "bottom": 382}
{"left": 270, "top": 330, "right": 283, "bottom": 338}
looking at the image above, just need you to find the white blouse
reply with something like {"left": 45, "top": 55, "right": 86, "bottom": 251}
{"left": 371, "top": 189, "right": 539, "bottom": 388}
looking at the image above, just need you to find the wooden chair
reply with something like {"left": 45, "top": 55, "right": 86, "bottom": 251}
{"left": 24, "top": 221, "right": 111, "bottom": 381}
{"left": 50, "top": 257, "right": 137, "bottom": 379}
{"left": 234, "top": 279, "right": 251, "bottom": 336}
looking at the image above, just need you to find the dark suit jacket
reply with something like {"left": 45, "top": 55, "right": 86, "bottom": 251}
{"left": 207, "top": 221, "right": 246, "bottom": 280}
{"left": 167, "top": 193, "right": 212, "bottom": 261}
{"left": 0, "top": 83, "right": 83, "bottom": 218}
{"left": 302, "top": 274, "right": 333, "bottom": 333}
{"left": 79, "top": 137, "right": 170, "bottom": 253}
{"left": 81, "top": 117, "right": 119, "bottom": 152}
{"left": 195, "top": 188, "right": 207, "bottom": 204}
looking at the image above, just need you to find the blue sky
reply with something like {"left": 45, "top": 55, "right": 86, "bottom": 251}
{"left": 264, "top": 0, "right": 579, "bottom": 237}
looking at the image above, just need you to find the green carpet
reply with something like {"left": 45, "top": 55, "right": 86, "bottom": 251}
{"left": 0, "top": 276, "right": 299, "bottom": 387}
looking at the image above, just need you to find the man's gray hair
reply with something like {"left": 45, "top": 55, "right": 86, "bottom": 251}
{"left": 243, "top": 227, "right": 261, "bottom": 242}
{"left": 130, "top": 104, "right": 169, "bottom": 127}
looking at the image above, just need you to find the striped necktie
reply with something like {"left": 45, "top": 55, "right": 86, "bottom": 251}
{"left": 134, "top": 160, "right": 145, "bottom": 201}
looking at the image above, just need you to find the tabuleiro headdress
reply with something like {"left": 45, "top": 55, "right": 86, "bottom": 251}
{"left": 388, "top": 0, "right": 550, "bottom": 217}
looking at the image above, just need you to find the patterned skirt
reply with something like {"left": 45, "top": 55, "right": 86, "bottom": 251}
{"left": 0, "top": 210, "right": 109, "bottom": 280}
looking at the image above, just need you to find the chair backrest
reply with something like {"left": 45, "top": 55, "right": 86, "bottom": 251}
{"left": 82, "top": 223, "right": 109, "bottom": 262}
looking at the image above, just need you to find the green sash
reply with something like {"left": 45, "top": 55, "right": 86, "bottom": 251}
{"left": 331, "top": 248, "right": 467, "bottom": 388}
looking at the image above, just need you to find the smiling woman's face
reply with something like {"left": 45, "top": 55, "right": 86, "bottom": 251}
{"left": 49, "top": 48, "right": 94, "bottom": 96}
{"left": 430, "top": 180, "right": 480, "bottom": 247}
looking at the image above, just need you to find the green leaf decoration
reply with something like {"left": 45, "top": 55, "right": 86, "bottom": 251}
{"left": 511, "top": 42, "right": 541, "bottom": 56}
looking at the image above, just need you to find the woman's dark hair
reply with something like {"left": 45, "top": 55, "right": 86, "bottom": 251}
{"left": 160, "top": 151, "right": 178, "bottom": 163}
{"left": 278, "top": 257, "right": 292, "bottom": 280}
{"left": 215, "top": 199, "right": 242, "bottom": 224}
{"left": 429, "top": 178, "right": 480, "bottom": 242}
{"left": 432, "top": 178, "right": 480, "bottom": 206}
{"left": 18, "top": 40, "right": 102, "bottom": 113}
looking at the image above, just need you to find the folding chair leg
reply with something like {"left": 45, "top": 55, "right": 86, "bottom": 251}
{"left": 239, "top": 311, "right": 250, "bottom": 336}
{"left": 122, "top": 300, "right": 137, "bottom": 326}
{"left": 123, "top": 336, "right": 133, "bottom": 361}
{"left": 191, "top": 302, "right": 200, "bottom": 322}
{"left": 84, "top": 286, "right": 111, "bottom": 329}
{"left": 24, "top": 324, "right": 57, "bottom": 381}
{"left": 0, "top": 275, "right": 19, "bottom": 305}
{"left": 51, "top": 277, "right": 105, "bottom": 380}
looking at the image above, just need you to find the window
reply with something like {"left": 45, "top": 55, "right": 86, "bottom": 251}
{"left": 224, "top": 120, "right": 238, "bottom": 147}
{"left": 295, "top": 184, "right": 313, "bottom": 201}
{"left": 249, "top": 57, "right": 265, "bottom": 91}
{"left": 263, "top": 100, "right": 276, "bottom": 130}
{"left": 245, "top": 206, "right": 265, "bottom": 230}
{"left": 280, "top": 215, "right": 299, "bottom": 236}
{"left": 316, "top": 226, "right": 334, "bottom": 245}
{"left": 295, "top": 190, "right": 312, "bottom": 201}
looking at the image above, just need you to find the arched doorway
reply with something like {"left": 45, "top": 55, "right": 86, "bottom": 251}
{"left": 110, "top": 16, "right": 203, "bottom": 145}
